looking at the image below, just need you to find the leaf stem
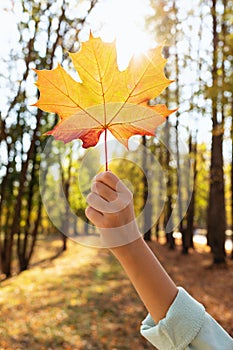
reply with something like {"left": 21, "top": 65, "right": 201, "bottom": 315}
{"left": 104, "top": 128, "right": 108, "bottom": 171}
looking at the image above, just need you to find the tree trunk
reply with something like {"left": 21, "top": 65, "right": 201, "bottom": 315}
{"left": 172, "top": 0, "right": 185, "bottom": 250}
{"left": 17, "top": 148, "right": 41, "bottom": 272}
{"left": 207, "top": 0, "right": 226, "bottom": 264}
{"left": 9, "top": 110, "right": 43, "bottom": 276}
{"left": 164, "top": 120, "right": 175, "bottom": 250}
{"left": 184, "top": 134, "right": 197, "bottom": 253}
{"left": 231, "top": 99, "right": 233, "bottom": 259}
{"left": 60, "top": 147, "right": 73, "bottom": 251}
{"left": 161, "top": 46, "right": 175, "bottom": 249}
{"left": 142, "top": 136, "right": 152, "bottom": 241}
{"left": 207, "top": 134, "right": 226, "bottom": 263}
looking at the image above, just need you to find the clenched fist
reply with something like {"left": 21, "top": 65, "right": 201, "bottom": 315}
{"left": 85, "top": 171, "right": 141, "bottom": 248}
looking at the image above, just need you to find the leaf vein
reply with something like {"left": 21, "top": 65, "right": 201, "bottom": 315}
{"left": 41, "top": 74, "right": 103, "bottom": 126}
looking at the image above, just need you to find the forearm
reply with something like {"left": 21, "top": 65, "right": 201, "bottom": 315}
{"left": 86, "top": 171, "right": 178, "bottom": 324}
{"left": 110, "top": 237, "right": 178, "bottom": 324}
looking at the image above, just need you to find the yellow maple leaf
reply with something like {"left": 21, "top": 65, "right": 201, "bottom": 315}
{"left": 33, "top": 33, "right": 176, "bottom": 152}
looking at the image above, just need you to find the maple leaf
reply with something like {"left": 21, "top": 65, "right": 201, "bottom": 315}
{"left": 33, "top": 33, "right": 176, "bottom": 168}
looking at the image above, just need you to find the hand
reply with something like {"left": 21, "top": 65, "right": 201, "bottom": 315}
{"left": 85, "top": 171, "right": 141, "bottom": 247}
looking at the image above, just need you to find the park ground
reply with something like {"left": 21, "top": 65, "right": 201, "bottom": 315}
{"left": 0, "top": 236, "right": 232, "bottom": 350}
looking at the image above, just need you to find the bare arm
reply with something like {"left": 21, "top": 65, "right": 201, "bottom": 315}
{"left": 85, "top": 171, "right": 178, "bottom": 324}
{"left": 109, "top": 237, "right": 178, "bottom": 324}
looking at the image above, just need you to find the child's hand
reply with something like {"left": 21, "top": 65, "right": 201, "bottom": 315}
{"left": 85, "top": 171, "right": 141, "bottom": 247}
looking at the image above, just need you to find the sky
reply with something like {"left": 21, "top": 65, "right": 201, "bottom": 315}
{"left": 87, "top": 0, "right": 154, "bottom": 69}
{"left": 0, "top": 3, "right": 19, "bottom": 57}
{"left": 0, "top": 0, "right": 153, "bottom": 66}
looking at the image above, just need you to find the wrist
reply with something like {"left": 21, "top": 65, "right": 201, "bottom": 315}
{"left": 109, "top": 235, "right": 146, "bottom": 258}
{"left": 99, "top": 220, "right": 141, "bottom": 249}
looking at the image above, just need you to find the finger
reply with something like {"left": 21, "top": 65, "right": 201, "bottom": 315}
{"left": 87, "top": 191, "right": 125, "bottom": 214}
{"left": 95, "top": 171, "right": 127, "bottom": 193}
{"left": 95, "top": 171, "right": 120, "bottom": 190}
{"left": 91, "top": 181, "right": 118, "bottom": 202}
{"left": 86, "top": 192, "right": 109, "bottom": 212}
{"left": 85, "top": 206, "right": 103, "bottom": 227}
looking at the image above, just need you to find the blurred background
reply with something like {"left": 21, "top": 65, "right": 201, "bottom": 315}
{"left": 0, "top": 0, "right": 232, "bottom": 349}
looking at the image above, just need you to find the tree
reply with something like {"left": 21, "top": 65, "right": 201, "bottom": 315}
{"left": 141, "top": 136, "right": 153, "bottom": 241}
{"left": 231, "top": 100, "right": 233, "bottom": 259}
{"left": 0, "top": 0, "right": 98, "bottom": 277}
{"left": 207, "top": 0, "right": 227, "bottom": 264}
{"left": 60, "top": 146, "right": 73, "bottom": 251}
{"left": 184, "top": 132, "right": 198, "bottom": 252}
{"left": 147, "top": 2, "right": 179, "bottom": 246}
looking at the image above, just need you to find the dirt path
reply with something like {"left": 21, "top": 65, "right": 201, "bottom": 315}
{"left": 0, "top": 238, "right": 232, "bottom": 349}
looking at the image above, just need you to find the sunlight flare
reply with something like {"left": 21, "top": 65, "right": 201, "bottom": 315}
{"left": 90, "top": 0, "right": 155, "bottom": 70}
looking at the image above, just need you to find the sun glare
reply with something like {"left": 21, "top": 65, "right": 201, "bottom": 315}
{"left": 0, "top": 0, "right": 155, "bottom": 70}
{"left": 90, "top": 0, "right": 155, "bottom": 70}
{"left": 0, "top": 6, "right": 18, "bottom": 58}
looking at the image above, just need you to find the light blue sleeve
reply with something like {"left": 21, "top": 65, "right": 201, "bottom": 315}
{"left": 140, "top": 287, "right": 233, "bottom": 350}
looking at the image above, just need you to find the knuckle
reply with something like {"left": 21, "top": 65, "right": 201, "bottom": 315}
{"left": 95, "top": 171, "right": 105, "bottom": 181}
{"left": 91, "top": 182, "right": 97, "bottom": 193}
{"left": 85, "top": 206, "right": 90, "bottom": 216}
{"left": 92, "top": 181, "right": 102, "bottom": 195}
{"left": 127, "top": 189, "right": 133, "bottom": 200}
{"left": 98, "top": 171, "right": 112, "bottom": 183}
{"left": 111, "top": 191, "right": 118, "bottom": 201}
{"left": 86, "top": 192, "right": 93, "bottom": 204}
{"left": 112, "top": 198, "right": 124, "bottom": 212}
